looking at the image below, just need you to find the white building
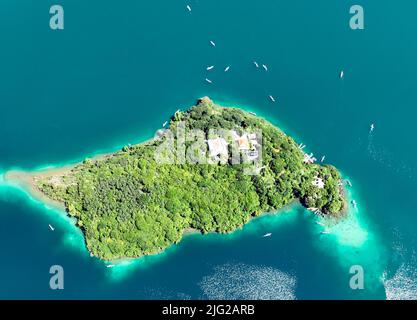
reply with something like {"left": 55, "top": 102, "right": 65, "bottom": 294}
{"left": 207, "top": 138, "right": 229, "bottom": 158}
{"left": 230, "top": 130, "right": 259, "bottom": 160}
{"left": 303, "top": 153, "right": 317, "bottom": 164}
{"left": 236, "top": 135, "right": 250, "bottom": 150}
{"left": 312, "top": 177, "right": 325, "bottom": 189}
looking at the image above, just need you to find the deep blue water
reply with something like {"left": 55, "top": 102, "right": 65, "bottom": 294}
{"left": 0, "top": 0, "right": 416, "bottom": 299}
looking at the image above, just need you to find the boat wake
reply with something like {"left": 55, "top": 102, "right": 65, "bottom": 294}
{"left": 383, "top": 263, "right": 417, "bottom": 300}
{"left": 142, "top": 286, "right": 192, "bottom": 300}
{"left": 383, "top": 228, "right": 417, "bottom": 300}
{"left": 199, "top": 263, "right": 297, "bottom": 300}
{"left": 367, "top": 134, "right": 416, "bottom": 180}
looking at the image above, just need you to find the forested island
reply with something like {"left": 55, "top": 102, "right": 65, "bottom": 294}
{"left": 6, "top": 98, "right": 346, "bottom": 261}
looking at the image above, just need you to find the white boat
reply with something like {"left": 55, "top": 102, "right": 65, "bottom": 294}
{"left": 316, "top": 221, "right": 325, "bottom": 227}
{"left": 206, "top": 65, "right": 214, "bottom": 71}
{"left": 210, "top": 40, "right": 216, "bottom": 47}
{"left": 303, "top": 153, "right": 317, "bottom": 164}
{"left": 253, "top": 61, "right": 259, "bottom": 68}
{"left": 106, "top": 264, "right": 115, "bottom": 268}
{"left": 205, "top": 78, "right": 212, "bottom": 84}
{"left": 320, "top": 231, "right": 331, "bottom": 235}
{"left": 321, "top": 156, "right": 326, "bottom": 162}
{"left": 345, "top": 180, "right": 352, "bottom": 187}
{"left": 269, "top": 95, "right": 276, "bottom": 103}
{"left": 370, "top": 123, "right": 375, "bottom": 133}
{"left": 186, "top": 5, "right": 192, "bottom": 12}
{"left": 249, "top": 111, "right": 257, "bottom": 116}
{"left": 340, "top": 70, "right": 344, "bottom": 79}
{"left": 163, "top": 121, "right": 168, "bottom": 127}
{"left": 262, "top": 233, "right": 272, "bottom": 237}
{"left": 352, "top": 200, "right": 357, "bottom": 208}
{"left": 262, "top": 64, "right": 268, "bottom": 71}
{"left": 224, "top": 66, "right": 230, "bottom": 72}
{"left": 48, "top": 224, "right": 55, "bottom": 231}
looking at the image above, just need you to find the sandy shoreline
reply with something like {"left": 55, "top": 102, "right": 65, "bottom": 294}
{"left": 1, "top": 127, "right": 163, "bottom": 215}
{"left": 3, "top": 150, "right": 117, "bottom": 211}
{"left": 4, "top": 169, "right": 69, "bottom": 211}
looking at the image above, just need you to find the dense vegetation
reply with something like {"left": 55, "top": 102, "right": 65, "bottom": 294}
{"left": 36, "top": 98, "right": 346, "bottom": 260}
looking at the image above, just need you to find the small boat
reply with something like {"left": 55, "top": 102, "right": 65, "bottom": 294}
{"left": 48, "top": 224, "right": 55, "bottom": 231}
{"left": 206, "top": 65, "right": 214, "bottom": 71}
{"left": 249, "top": 111, "right": 257, "bottom": 116}
{"left": 262, "top": 233, "right": 272, "bottom": 238}
{"left": 269, "top": 95, "right": 276, "bottom": 103}
{"left": 210, "top": 40, "right": 216, "bottom": 47}
{"left": 205, "top": 78, "right": 212, "bottom": 84}
{"left": 262, "top": 64, "right": 268, "bottom": 71}
{"left": 316, "top": 221, "right": 325, "bottom": 227}
{"left": 186, "top": 5, "right": 192, "bottom": 12}
{"left": 345, "top": 180, "right": 352, "bottom": 187}
{"left": 352, "top": 200, "right": 357, "bottom": 208}
{"left": 315, "top": 209, "right": 322, "bottom": 215}
{"left": 224, "top": 66, "right": 230, "bottom": 72}
{"left": 340, "top": 70, "right": 344, "bottom": 79}
{"left": 303, "top": 153, "right": 317, "bottom": 164}
{"left": 162, "top": 121, "right": 168, "bottom": 127}
{"left": 320, "top": 231, "right": 331, "bottom": 235}
{"left": 106, "top": 264, "right": 115, "bottom": 268}
{"left": 370, "top": 123, "right": 375, "bottom": 133}
{"left": 253, "top": 61, "right": 259, "bottom": 68}
{"left": 321, "top": 156, "right": 326, "bottom": 163}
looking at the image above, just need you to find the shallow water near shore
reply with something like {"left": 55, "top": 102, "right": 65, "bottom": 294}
{"left": 0, "top": 0, "right": 416, "bottom": 299}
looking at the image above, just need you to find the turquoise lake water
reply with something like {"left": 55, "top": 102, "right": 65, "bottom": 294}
{"left": 0, "top": 0, "right": 416, "bottom": 299}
